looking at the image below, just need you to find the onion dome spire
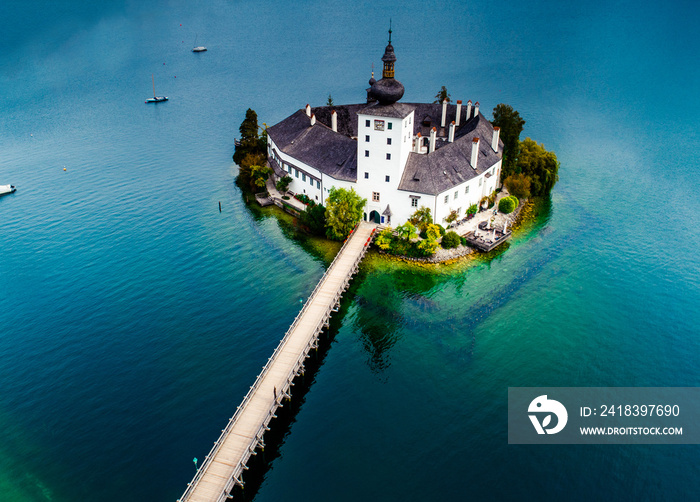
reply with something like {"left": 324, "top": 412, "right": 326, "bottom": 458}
{"left": 368, "top": 23, "right": 405, "bottom": 105}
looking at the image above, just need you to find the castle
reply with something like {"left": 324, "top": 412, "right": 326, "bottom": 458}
{"left": 266, "top": 31, "right": 503, "bottom": 226}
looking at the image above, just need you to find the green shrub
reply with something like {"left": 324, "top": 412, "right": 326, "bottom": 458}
{"left": 299, "top": 203, "right": 326, "bottom": 235}
{"left": 437, "top": 224, "right": 446, "bottom": 236}
{"left": 466, "top": 204, "right": 478, "bottom": 216}
{"left": 498, "top": 195, "right": 519, "bottom": 214}
{"left": 417, "top": 238, "right": 439, "bottom": 256}
{"left": 441, "top": 231, "right": 460, "bottom": 249}
{"left": 374, "top": 228, "right": 393, "bottom": 251}
{"left": 460, "top": 236, "right": 467, "bottom": 246}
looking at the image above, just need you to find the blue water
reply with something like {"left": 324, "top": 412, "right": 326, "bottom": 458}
{"left": 1, "top": 1, "right": 699, "bottom": 500}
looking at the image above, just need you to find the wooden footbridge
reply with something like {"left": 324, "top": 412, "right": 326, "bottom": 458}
{"left": 178, "top": 222, "right": 377, "bottom": 502}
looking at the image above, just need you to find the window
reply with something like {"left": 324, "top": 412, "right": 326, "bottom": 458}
{"left": 387, "top": 138, "right": 392, "bottom": 145}
{"left": 295, "top": 169, "right": 299, "bottom": 178}
{"left": 365, "top": 120, "right": 370, "bottom": 127}
{"left": 364, "top": 172, "right": 369, "bottom": 179}
{"left": 454, "top": 191, "right": 458, "bottom": 200}
{"left": 411, "top": 198, "right": 418, "bottom": 207}
{"left": 444, "top": 195, "right": 449, "bottom": 203}
{"left": 465, "top": 185, "right": 470, "bottom": 194}
{"left": 316, "top": 180, "right": 320, "bottom": 189}
{"left": 302, "top": 173, "right": 306, "bottom": 182}
{"left": 309, "top": 177, "right": 313, "bottom": 186}
{"left": 386, "top": 153, "right": 391, "bottom": 160}
{"left": 365, "top": 150, "right": 369, "bottom": 157}
{"left": 479, "top": 178, "right": 482, "bottom": 186}
{"left": 365, "top": 135, "right": 370, "bottom": 142}
{"left": 372, "top": 192, "right": 380, "bottom": 202}
{"left": 374, "top": 120, "right": 385, "bottom": 131}
{"left": 388, "top": 122, "right": 393, "bottom": 130}
{"left": 385, "top": 175, "right": 390, "bottom": 182}
{"left": 287, "top": 165, "right": 292, "bottom": 173}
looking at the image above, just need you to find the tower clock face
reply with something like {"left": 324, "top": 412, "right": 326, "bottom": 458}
{"left": 374, "top": 120, "right": 385, "bottom": 131}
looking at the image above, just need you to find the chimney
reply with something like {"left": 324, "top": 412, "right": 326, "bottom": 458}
{"left": 474, "top": 101, "right": 480, "bottom": 118}
{"left": 310, "top": 113, "right": 316, "bottom": 126}
{"left": 331, "top": 110, "right": 337, "bottom": 132}
{"left": 470, "top": 137, "right": 480, "bottom": 169}
{"left": 491, "top": 126, "right": 500, "bottom": 151}
{"left": 455, "top": 100, "right": 462, "bottom": 126}
{"left": 448, "top": 121, "right": 455, "bottom": 143}
{"left": 441, "top": 98, "right": 448, "bottom": 128}
{"left": 415, "top": 132, "right": 422, "bottom": 153}
{"left": 429, "top": 127, "right": 437, "bottom": 153}
{"left": 305, "top": 104, "right": 311, "bottom": 117}
{"left": 466, "top": 100, "right": 472, "bottom": 120}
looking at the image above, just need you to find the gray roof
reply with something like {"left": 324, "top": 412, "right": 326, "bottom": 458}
{"left": 267, "top": 109, "right": 358, "bottom": 182}
{"left": 359, "top": 101, "right": 413, "bottom": 118}
{"left": 267, "top": 101, "right": 502, "bottom": 189}
{"left": 398, "top": 113, "right": 503, "bottom": 195}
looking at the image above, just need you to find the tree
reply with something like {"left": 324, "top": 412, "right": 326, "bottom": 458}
{"left": 233, "top": 108, "right": 267, "bottom": 166}
{"left": 517, "top": 138, "right": 560, "bottom": 196}
{"left": 445, "top": 209, "right": 459, "bottom": 224}
{"left": 433, "top": 86, "right": 451, "bottom": 104}
{"left": 417, "top": 223, "right": 441, "bottom": 256}
{"left": 276, "top": 175, "right": 292, "bottom": 193}
{"left": 299, "top": 203, "right": 327, "bottom": 236}
{"left": 236, "top": 151, "right": 267, "bottom": 189}
{"left": 327, "top": 94, "right": 334, "bottom": 106}
{"left": 491, "top": 104, "right": 525, "bottom": 180}
{"left": 395, "top": 222, "right": 417, "bottom": 241}
{"left": 250, "top": 164, "right": 272, "bottom": 190}
{"left": 408, "top": 206, "right": 433, "bottom": 232}
{"left": 503, "top": 173, "right": 531, "bottom": 199}
{"left": 324, "top": 187, "right": 367, "bottom": 240}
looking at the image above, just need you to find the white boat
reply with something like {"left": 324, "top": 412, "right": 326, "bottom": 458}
{"left": 145, "top": 74, "right": 168, "bottom": 103}
{"left": 0, "top": 185, "right": 16, "bottom": 195}
{"left": 192, "top": 34, "right": 207, "bottom": 52}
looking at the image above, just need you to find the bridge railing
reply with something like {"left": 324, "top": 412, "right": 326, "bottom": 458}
{"left": 179, "top": 223, "right": 375, "bottom": 502}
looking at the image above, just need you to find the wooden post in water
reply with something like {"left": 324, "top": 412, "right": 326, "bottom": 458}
{"left": 219, "top": 201, "right": 222, "bottom": 212}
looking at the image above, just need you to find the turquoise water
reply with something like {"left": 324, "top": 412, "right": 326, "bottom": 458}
{"left": 1, "top": 1, "right": 699, "bottom": 500}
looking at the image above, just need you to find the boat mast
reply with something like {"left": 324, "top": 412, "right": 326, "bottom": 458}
{"left": 152, "top": 74, "right": 156, "bottom": 98}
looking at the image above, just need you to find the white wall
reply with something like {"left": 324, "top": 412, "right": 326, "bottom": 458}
{"left": 268, "top": 137, "right": 324, "bottom": 203}
{"left": 434, "top": 158, "right": 502, "bottom": 224}
{"left": 355, "top": 111, "right": 414, "bottom": 225}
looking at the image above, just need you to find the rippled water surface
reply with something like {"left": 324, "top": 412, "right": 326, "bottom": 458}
{"left": 1, "top": 1, "right": 699, "bottom": 500}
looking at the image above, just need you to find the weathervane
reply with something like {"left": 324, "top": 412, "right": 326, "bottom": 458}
{"left": 388, "top": 19, "right": 392, "bottom": 43}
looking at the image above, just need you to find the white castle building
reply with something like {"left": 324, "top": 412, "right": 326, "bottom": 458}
{"left": 266, "top": 32, "right": 502, "bottom": 226}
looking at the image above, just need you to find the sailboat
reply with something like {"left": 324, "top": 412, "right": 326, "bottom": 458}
{"left": 145, "top": 74, "right": 168, "bottom": 103}
{"left": 192, "top": 34, "right": 207, "bottom": 53}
